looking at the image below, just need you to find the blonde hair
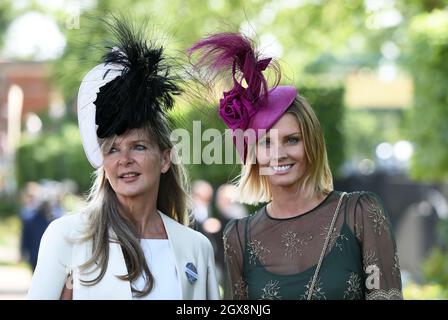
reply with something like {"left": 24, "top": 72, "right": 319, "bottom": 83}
{"left": 78, "top": 117, "right": 190, "bottom": 297}
{"left": 235, "top": 95, "right": 333, "bottom": 205}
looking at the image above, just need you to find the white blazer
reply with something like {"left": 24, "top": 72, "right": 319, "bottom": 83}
{"left": 27, "top": 211, "right": 220, "bottom": 300}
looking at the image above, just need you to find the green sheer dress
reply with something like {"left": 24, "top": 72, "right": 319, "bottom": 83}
{"left": 223, "top": 191, "right": 403, "bottom": 300}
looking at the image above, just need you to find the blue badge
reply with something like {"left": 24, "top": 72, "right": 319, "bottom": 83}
{"left": 185, "top": 262, "right": 198, "bottom": 284}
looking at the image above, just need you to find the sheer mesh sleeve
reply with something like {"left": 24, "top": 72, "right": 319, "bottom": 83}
{"left": 354, "top": 192, "right": 403, "bottom": 300}
{"left": 223, "top": 218, "right": 248, "bottom": 300}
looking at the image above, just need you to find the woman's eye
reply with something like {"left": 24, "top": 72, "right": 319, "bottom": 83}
{"left": 259, "top": 139, "right": 270, "bottom": 147}
{"left": 134, "top": 144, "right": 147, "bottom": 151}
{"left": 108, "top": 147, "right": 118, "bottom": 154}
{"left": 287, "top": 137, "right": 299, "bottom": 144}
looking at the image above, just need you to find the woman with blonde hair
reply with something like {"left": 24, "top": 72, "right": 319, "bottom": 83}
{"left": 189, "top": 33, "right": 402, "bottom": 300}
{"left": 27, "top": 18, "right": 219, "bottom": 300}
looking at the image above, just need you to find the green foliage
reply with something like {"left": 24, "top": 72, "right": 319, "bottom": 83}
{"left": 0, "top": 0, "right": 13, "bottom": 48}
{"left": 15, "top": 122, "right": 93, "bottom": 194}
{"left": 52, "top": 0, "right": 257, "bottom": 100}
{"left": 0, "top": 216, "right": 20, "bottom": 246}
{"left": 422, "top": 248, "right": 448, "bottom": 296}
{"left": 344, "top": 109, "right": 405, "bottom": 163}
{"left": 272, "top": 0, "right": 370, "bottom": 74}
{"left": 52, "top": 0, "right": 378, "bottom": 100}
{"left": 403, "top": 282, "right": 448, "bottom": 300}
{"left": 420, "top": 219, "right": 448, "bottom": 297}
{"left": 404, "top": 10, "right": 448, "bottom": 180}
{"left": 300, "top": 86, "right": 345, "bottom": 176}
{"left": 436, "top": 217, "right": 448, "bottom": 248}
{"left": 0, "top": 197, "right": 19, "bottom": 219}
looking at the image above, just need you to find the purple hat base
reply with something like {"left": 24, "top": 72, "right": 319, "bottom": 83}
{"left": 233, "top": 85, "right": 297, "bottom": 163}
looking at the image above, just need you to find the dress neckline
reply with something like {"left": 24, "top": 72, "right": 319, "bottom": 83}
{"left": 263, "top": 191, "right": 335, "bottom": 221}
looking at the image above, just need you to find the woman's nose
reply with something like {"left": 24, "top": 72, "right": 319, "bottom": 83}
{"left": 271, "top": 145, "right": 287, "bottom": 163}
{"left": 118, "top": 149, "right": 134, "bottom": 166}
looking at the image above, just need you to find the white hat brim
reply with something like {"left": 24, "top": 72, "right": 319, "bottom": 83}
{"left": 77, "top": 63, "right": 124, "bottom": 168}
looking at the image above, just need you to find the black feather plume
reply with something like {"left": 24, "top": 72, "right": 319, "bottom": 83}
{"left": 94, "top": 17, "right": 182, "bottom": 138}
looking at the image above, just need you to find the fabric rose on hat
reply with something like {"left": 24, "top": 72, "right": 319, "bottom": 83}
{"left": 219, "top": 88, "right": 257, "bottom": 130}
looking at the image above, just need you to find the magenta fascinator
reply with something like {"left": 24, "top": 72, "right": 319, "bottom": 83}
{"left": 188, "top": 33, "right": 297, "bottom": 161}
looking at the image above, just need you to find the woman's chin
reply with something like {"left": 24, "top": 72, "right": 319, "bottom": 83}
{"left": 268, "top": 176, "right": 296, "bottom": 188}
{"left": 115, "top": 188, "right": 145, "bottom": 199}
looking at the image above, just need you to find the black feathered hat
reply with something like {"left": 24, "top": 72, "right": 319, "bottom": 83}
{"left": 77, "top": 18, "right": 181, "bottom": 168}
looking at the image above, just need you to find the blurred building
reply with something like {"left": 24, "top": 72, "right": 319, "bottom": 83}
{"left": 0, "top": 60, "right": 55, "bottom": 194}
{"left": 342, "top": 69, "right": 448, "bottom": 284}
{"left": 345, "top": 69, "right": 413, "bottom": 110}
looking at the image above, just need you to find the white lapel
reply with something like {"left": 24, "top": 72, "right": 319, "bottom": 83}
{"left": 159, "top": 211, "right": 190, "bottom": 299}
